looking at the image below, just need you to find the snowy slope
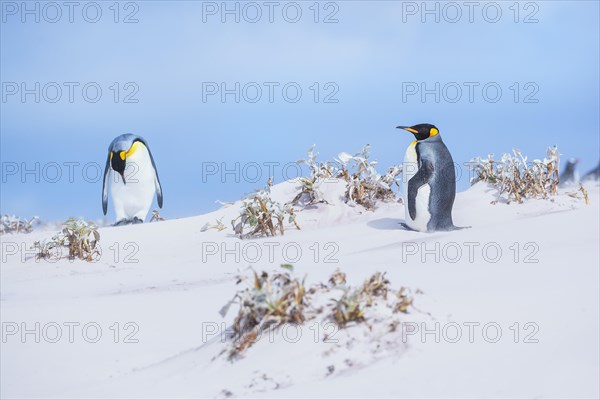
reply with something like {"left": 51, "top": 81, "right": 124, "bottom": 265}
{"left": 1, "top": 180, "right": 599, "bottom": 399}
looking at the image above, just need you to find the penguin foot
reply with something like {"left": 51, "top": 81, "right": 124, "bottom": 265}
{"left": 399, "top": 223, "right": 417, "bottom": 231}
{"left": 450, "top": 225, "right": 471, "bottom": 231}
{"left": 431, "top": 225, "right": 471, "bottom": 232}
{"left": 399, "top": 222, "right": 472, "bottom": 232}
{"left": 113, "top": 217, "right": 144, "bottom": 226}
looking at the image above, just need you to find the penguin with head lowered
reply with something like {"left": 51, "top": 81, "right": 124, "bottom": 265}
{"left": 397, "top": 123, "right": 464, "bottom": 232}
{"left": 558, "top": 158, "right": 580, "bottom": 187}
{"left": 102, "top": 134, "right": 163, "bottom": 225}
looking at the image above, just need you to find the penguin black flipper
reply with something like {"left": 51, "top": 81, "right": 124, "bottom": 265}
{"left": 407, "top": 158, "right": 434, "bottom": 220}
{"left": 102, "top": 151, "right": 111, "bottom": 215}
{"left": 148, "top": 148, "right": 163, "bottom": 208}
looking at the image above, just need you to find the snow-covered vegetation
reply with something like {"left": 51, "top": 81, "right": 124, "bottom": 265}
{"left": 0, "top": 214, "right": 38, "bottom": 234}
{"left": 232, "top": 184, "right": 300, "bottom": 239}
{"left": 219, "top": 265, "right": 416, "bottom": 360}
{"left": 293, "top": 144, "right": 402, "bottom": 209}
{"left": 33, "top": 217, "right": 100, "bottom": 262}
{"left": 468, "top": 146, "right": 561, "bottom": 203}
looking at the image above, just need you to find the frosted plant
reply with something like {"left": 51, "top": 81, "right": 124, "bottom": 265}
{"left": 468, "top": 154, "right": 497, "bottom": 184}
{"left": 579, "top": 183, "right": 590, "bottom": 205}
{"left": 291, "top": 177, "right": 329, "bottom": 206}
{"left": 292, "top": 144, "right": 402, "bottom": 209}
{"left": 566, "top": 183, "right": 590, "bottom": 205}
{"left": 150, "top": 209, "right": 166, "bottom": 222}
{"left": 0, "top": 215, "right": 39, "bottom": 234}
{"left": 32, "top": 239, "right": 62, "bottom": 261}
{"left": 292, "top": 145, "right": 342, "bottom": 206}
{"left": 232, "top": 184, "right": 300, "bottom": 239}
{"left": 381, "top": 165, "right": 404, "bottom": 199}
{"left": 33, "top": 218, "right": 100, "bottom": 262}
{"left": 329, "top": 271, "right": 413, "bottom": 327}
{"left": 341, "top": 145, "right": 402, "bottom": 210}
{"left": 220, "top": 266, "right": 416, "bottom": 360}
{"left": 219, "top": 265, "right": 309, "bottom": 359}
{"left": 200, "top": 217, "right": 226, "bottom": 232}
{"left": 298, "top": 144, "right": 340, "bottom": 179}
{"left": 468, "top": 146, "right": 561, "bottom": 203}
{"left": 274, "top": 202, "right": 301, "bottom": 234}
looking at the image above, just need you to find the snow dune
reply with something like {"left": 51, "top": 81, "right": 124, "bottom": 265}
{"left": 1, "top": 180, "right": 599, "bottom": 399}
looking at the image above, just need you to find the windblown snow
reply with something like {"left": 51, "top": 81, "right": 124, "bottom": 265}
{"left": 1, "top": 180, "right": 599, "bottom": 399}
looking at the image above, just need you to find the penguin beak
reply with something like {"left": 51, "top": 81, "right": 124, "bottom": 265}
{"left": 396, "top": 126, "right": 418, "bottom": 134}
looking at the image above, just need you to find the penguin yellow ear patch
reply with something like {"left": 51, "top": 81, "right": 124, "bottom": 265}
{"left": 125, "top": 141, "right": 143, "bottom": 159}
{"left": 430, "top": 128, "right": 439, "bottom": 136}
{"left": 110, "top": 151, "right": 113, "bottom": 160}
{"left": 116, "top": 142, "right": 143, "bottom": 161}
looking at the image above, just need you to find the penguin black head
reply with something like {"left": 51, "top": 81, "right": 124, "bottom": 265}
{"left": 107, "top": 134, "right": 145, "bottom": 184}
{"left": 110, "top": 148, "right": 127, "bottom": 183}
{"left": 565, "top": 158, "right": 579, "bottom": 170}
{"left": 396, "top": 123, "right": 439, "bottom": 141}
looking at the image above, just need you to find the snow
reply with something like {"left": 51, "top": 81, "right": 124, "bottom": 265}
{"left": 1, "top": 179, "right": 599, "bottom": 399}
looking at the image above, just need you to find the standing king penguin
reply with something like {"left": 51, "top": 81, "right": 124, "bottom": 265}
{"left": 558, "top": 158, "right": 580, "bottom": 187}
{"left": 397, "top": 123, "right": 463, "bottom": 232}
{"left": 102, "top": 134, "right": 163, "bottom": 225}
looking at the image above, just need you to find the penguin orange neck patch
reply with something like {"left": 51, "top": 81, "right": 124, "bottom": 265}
{"left": 114, "top": 141, "right": 144, "bottom": 161}
{"left": 124, "top": 141, "right": 145, "bottom": 159}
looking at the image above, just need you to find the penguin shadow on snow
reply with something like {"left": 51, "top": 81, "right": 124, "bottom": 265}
{"left": 367, "top": 218, "right": 412, "bottom": 231}
{"left": 367, "top": 218, "right": 470, "bottom": 232}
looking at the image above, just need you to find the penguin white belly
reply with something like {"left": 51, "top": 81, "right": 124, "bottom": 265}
{"left": 411, "top": 184, "right": 432, "bottom": 232}
{"left": 403, "top": 142, "right": 431, "bottom": 232}
{"left": 110, "top": 148, "right": 156, "bottom": 221}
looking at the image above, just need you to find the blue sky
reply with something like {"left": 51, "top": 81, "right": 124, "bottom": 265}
{"left": 1, "top": 1, "right": 599, "bottom": 222}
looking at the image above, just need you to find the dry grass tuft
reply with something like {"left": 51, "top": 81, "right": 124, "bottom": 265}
{"left": 1, "top": 215, "right": 39, "bottom": 234}
{"left": 292, "top": 145, "right": 339, "bottom": 207}
{"left": 201, "top": 217, "right": 226, "bottom": 232}
{"left": 150, "top": 209, "right": 166, "bottom": 222}
{"left": 330, "top": 271, "right": 412, "bottom": 327}
{"left": 341, "top": 146, "right": 402, "bottom": 209}
{"left": 579, "top": 183, "right": 590, "bottom": 205}
{"left": 221, "top": 267, "right": 416, "bottom": 359}
{"left": 220, "top": 265, "right": 308, "bottom": 359}
{"left": 232, "top": 184, "right": 300, "bottom": 239}
{"left": 33, "top": 218, "right": 100, "bottom": 262}
{"left": 292, "top": 145, "right": 402, "bottom": 210}
{"left": 468, "top": 146, "right": 561, "bottom": 203}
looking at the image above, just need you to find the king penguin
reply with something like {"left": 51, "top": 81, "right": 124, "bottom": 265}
{"left": 102, "top": 134, "right": 163, "bottom": 225}
{"left": 397, "top": 123, "right": 463, "bottom": 232}
{"left": 558, "top": 158, "right": 580, "bottom": 187}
